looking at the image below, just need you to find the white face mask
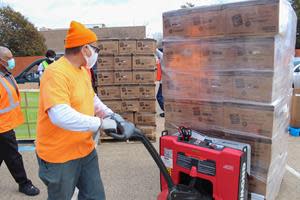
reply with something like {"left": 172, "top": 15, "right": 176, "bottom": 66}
{"left": 84, "top": 45, "right": 98, "bottom": 69}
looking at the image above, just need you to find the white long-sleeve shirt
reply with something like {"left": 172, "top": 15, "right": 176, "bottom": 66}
{"left": 48, "top": 94, "right": 113, "bottom": 132}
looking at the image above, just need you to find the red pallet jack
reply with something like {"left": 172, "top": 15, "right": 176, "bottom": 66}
{"left": 106, "top": 122, "right": 251, "bottom": 200}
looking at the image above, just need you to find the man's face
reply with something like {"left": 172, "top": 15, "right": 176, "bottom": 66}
{"left": 0, "top": 50, "right": 13, "bottom": 67}
{"left": 80, "top": 42, "right": 100, "bottom": 68}
{"left": 81, "top": 42, "right": 98, "bottom": 58}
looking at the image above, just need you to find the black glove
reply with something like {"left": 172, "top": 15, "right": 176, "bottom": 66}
{"left": 110, "top": 113, "right": 125, "bottom": 124}
{"left": 110, "top": 113, "right": 135, "bottom": 140}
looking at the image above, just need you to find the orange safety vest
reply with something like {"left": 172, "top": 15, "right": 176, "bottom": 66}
{"left": 156, "top": 59, "right": 162, "bottom": 81}
{"left": 0, "top": 72, "right": 24, "bottom": 133}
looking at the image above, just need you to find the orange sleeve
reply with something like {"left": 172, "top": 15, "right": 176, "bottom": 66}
{"left": 40, "top": 71, "right": 71, "bottom": 112}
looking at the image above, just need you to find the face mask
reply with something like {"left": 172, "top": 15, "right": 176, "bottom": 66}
{"left": 7, "top": 58, "right": 15, "bottom": 70}
{"left": 84, "top": 45, "right": 98, "bottom": 69}
{"left": 48, "top": 57, "right": 55, "bottom": 62}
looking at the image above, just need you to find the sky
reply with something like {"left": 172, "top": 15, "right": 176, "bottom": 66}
{"left": 1, "top": 0, "right": 224, "bottom": 37}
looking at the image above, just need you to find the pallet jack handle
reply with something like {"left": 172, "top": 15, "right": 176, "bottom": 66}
{"left": 105, "top": 125, "right": 176, "bottom": 191}
{"left": 132, "top": 129, "right": 175, "bottom": 191}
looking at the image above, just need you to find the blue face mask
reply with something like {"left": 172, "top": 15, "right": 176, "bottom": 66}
{"left": 7, "top": 58, "right": 15, "bottom": 70}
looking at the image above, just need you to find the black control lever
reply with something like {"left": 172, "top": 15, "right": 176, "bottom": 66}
{"left": 178, "top": 126, "right": 192, "bottom": 142}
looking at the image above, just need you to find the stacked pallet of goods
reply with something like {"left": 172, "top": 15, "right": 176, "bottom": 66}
{"left": 163, "top": 0, "right": 296, "bottom": 199}
{"left": 96, "top": 38, "right": 157, "bottom": 141}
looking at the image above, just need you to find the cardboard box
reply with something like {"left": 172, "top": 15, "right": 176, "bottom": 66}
{"left": 114, "top": 71, "right": 133, "bottom": 84}
{"left": 163, "top": 37, "right": 276, "bottom": 71}
{"left": 120, "top": 85, "right": 140, "bottom": 99}
{"left": 231, "top": 71, "right": 275, "bottom": 103}
{"left": 163, "top": 5, "right": 225, "bottom": 38}
{"left": 102, "top": 100, "right": 122, "bottom": 112}
{"left": 97, "top": 39, "right": 119, "bottom": 55}
{"left": 96, "top": 71, "right": 114, "bottom": 85}
{"left": 132, "top": 55, "right": 156, "bottom": 70}
{"left": 97, "top": 56, "right": 114, "bottom": 70}
{"left": 248, "top": 152, "right": 287, "bottom": 200}
{"left": 119, "top": 39, "right": 137, "bottom": 54}
{"left": 97, "top": 86, "right": 121, "bottom": 100}
{"left": 164, "top": 68, "right": 290, "bottom": 103}
{"left": 120, "top": 85, "right": 156, "bottom": 99}
{"left": 138, "top": 126, "right": 156, "bottom": 136}
{"left": 114, "top": 55, "right": 132, "bottom": 70}
{"left": 223, "top": 99, "right": 290, "bottom": 138}
{"left": 164, "top": 70, "right": 232, "bottom": 100}
{"left": 224, "top": 0, "right": 279, "bottom": 36}
{"left": 163, "top": 0, "right": 295, "bottom": 38}
{"left": 199, "top": 71, "right": 232, "bottom": 100}
{"left": 163, "top": 13, "right": 190, "bottom": 38}
{"left": 290, "top": 88, "right": 300, "bottom": 128}
{"left": 189, "top": 6, "right": 225, "bottom": 37}
{"left": 165, "top": 100, "right": 224, "bottom": 130}
{"left": 139, "top": 100, "right": 156, "bottom": 113}
{"left": 133, "top": 71, "right": 156, "bottom": 84}
{"left": 121, "top": 100, "right": 139, "bottom": 112}
{"left": 117, "top": 100, "right": 156, "bottom": 112}
{"left": 165, "top": 97, "right": 290, "bottom": 138}
{"left": 135, "top": 112, "right": 156, "bottom": 126}
{"left": 212, "top": 130, "right": 288, "bottom": 180}
{"left": 136, "top": 125, "right": 156, "bottom": 141}
{"left": 163, "top": 70, "right": 201, "bottom": 100}
{"left": 121, "top": 112, "right": 135, "bottom": 123}
{"left": 136, "top": 39, "right": 156, "bottom": 54}
{"left": 139, "top": 85, "right": 156, "bottom": 99}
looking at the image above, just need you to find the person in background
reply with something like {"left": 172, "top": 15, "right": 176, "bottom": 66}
{"left": 156, "top": 48, "right": 164, "bottom": 117}
{"left": 37, "top": 49, "right": 56, "bottom": 77}
{"left": 0, "top": 46, "right": 40, "bottom": 196}
{"left": 36, "top": 21, "right": 129, "bottom": 200}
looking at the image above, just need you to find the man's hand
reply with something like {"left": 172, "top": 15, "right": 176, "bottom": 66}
{"left": 100, "top": 118, "right": 117, "bottom": 131}
{"left": 110, "top": 113, "right": 135, "bottom": 140}
{"left": 110, "top": 113, "right": 125, "bottom": 124}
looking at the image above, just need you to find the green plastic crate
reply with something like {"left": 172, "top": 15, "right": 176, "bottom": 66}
{"left": 28, "top": 123, "right": 37, "bottom": 138}
{"left": 15, "top": 124, "right": 30, "bottom": 139}
{"left": 25, "top": 92, "right": 39, "bottom": 107}
{"left": 20, "top": 92, "right": 27, "bottom": 108}
{"left": 15, "top": 123, "right": 37, "bottom": 140}
{"left": 24, "top": 108, "right": 38, "bottom": 123}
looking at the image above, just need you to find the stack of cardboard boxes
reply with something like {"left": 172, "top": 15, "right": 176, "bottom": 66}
{"left": 96, "top": 38, "right": 157, "bottom": 141}
{"left": 291, "top": 88, "right": 300, "bottom": 128}
{"left": 163, "top": 0, "right": 296, "bottom": 199}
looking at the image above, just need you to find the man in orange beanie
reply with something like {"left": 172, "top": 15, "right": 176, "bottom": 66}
{"left": 36, "top": 21, "right": 127, "bottom": 200}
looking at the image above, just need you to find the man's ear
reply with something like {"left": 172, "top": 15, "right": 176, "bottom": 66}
{"left": 82, "top": 45, "right": 92, "bottom": 57}
{"left": 0, "top": 58, "right": 7, "bottom": 67}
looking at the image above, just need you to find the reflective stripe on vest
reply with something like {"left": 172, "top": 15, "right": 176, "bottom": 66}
{"left": 0, "top": 77, "right": 19, "bottom": 114}
{"left": 42, "top": 60, "right": 49, "bottom": 69}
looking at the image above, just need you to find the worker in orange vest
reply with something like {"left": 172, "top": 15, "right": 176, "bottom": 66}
{"left": 156, "top": 48, "right": 164, "bottom": 117}
{"left": 36, "top": 21, "right": 129, "bottom": 200}
{"left": 0, "top": 46, "right": 40, "bottom": 196}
